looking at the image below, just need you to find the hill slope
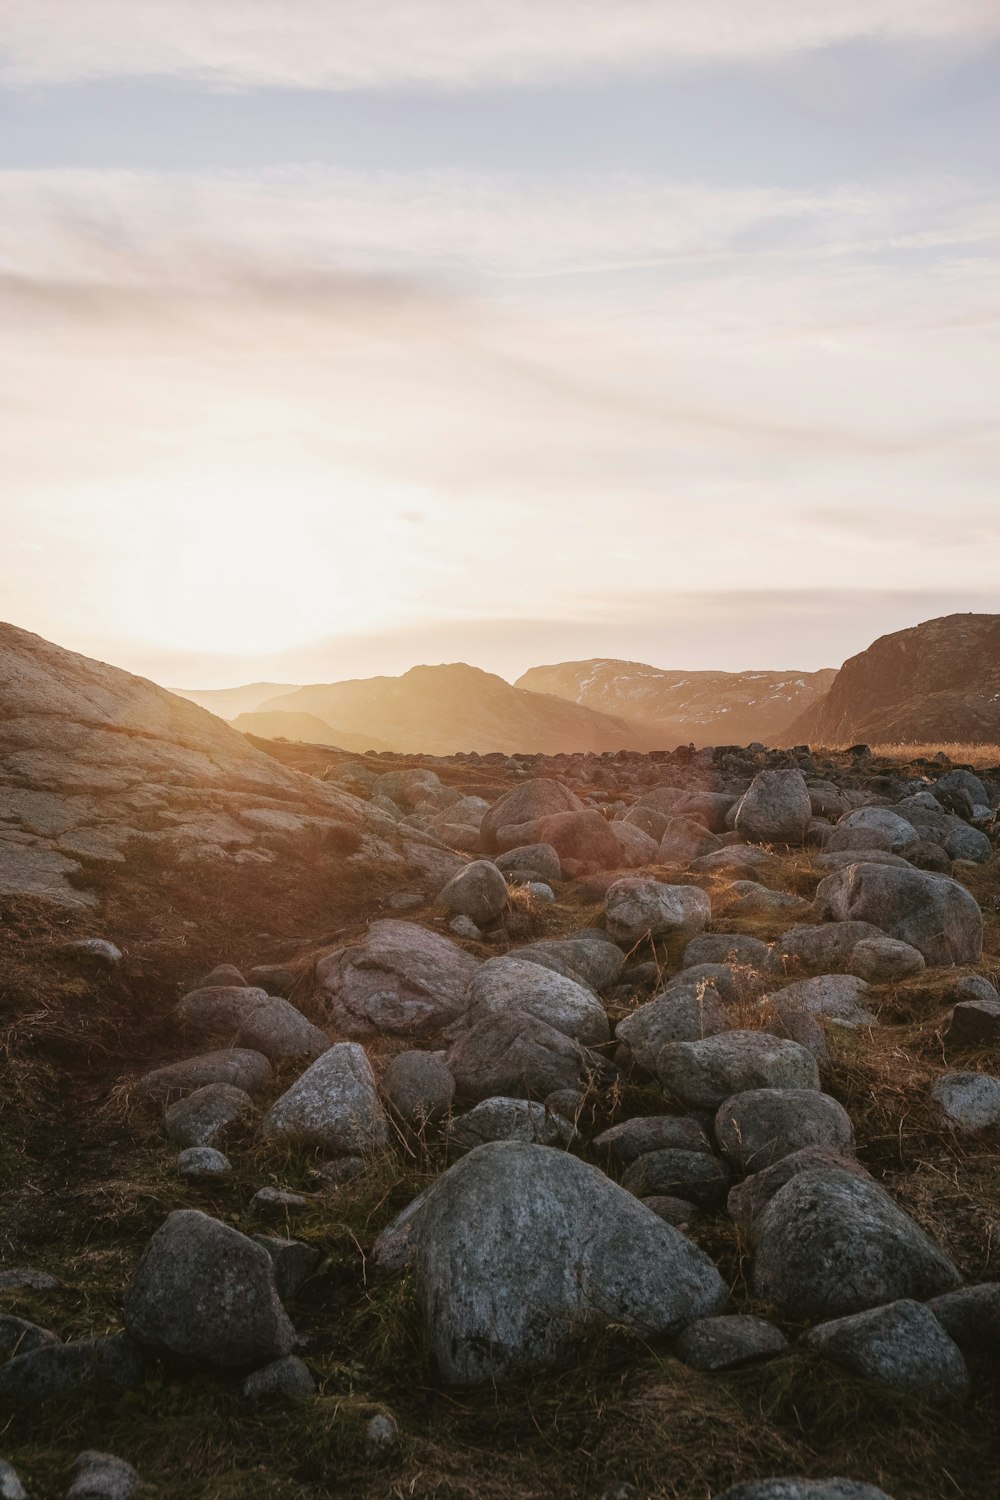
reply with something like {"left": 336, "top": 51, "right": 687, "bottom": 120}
{"left": 232, "top": 709, "right": 393, "bottom": 753}
{"left": 259, "top": 663, "right": 654, "bottom": 755}
{"left": 515, "top": 659, "right": 836, "bottom": 747}
{"left": 786, "top": 613, "right": 1000, "bottom": 746}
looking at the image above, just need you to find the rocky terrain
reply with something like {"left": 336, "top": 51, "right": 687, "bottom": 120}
{"left": 516, "top": 661, "right": 837, "bottom": 749}
{"left": 1, "top": 625, "right": 999, "bottom": 1500}
{"left": 253, "top": 663, "right": 655, "bottom": 755}
{"left": 788, "top": 615, "right": 1000, "bottom": 748}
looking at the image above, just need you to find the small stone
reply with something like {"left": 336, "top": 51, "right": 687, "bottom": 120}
{"left": 0, "top": 1268, "right": 60, "bottom": 1293}
{"left": 674, "top": 1314, "right": 789, "bottom": 1370}
{"left": 198, "top": 963, "right": 247, "bottom": 988}
{"left": 164, "top": 1083, "right": 253, "bottom": 1146}
{"left": 177, "top": 1146, "right": 231, "bottom": 1180}
{"left": 364, "top": 1411, "right": 400, "bottom": 1456}
{"left": 449, "top": 915, "right": 481, "bottom": 940}
{"left": 931, "top": 1071, "right": 1000, "bottom": 1132}
{"left": 0, "top": 1459, "right": 26, "bottom": 1500}
{"left": 67, "top": 1451, "right": 139, "bottom": 1500}
{"left": 263, "top": 1042, "right": 389, "bottom": 1156}
{"left": 65, "top": 939, "right": 123, "bottom": 968}
{"left": 806, "top": 1298, "right": 969, "bottom": 1402}
{"left": 250, "top": 1187, "right": 311, "bottom": 1219}
{"left": 242, "top": 1354, "right": 316, "bottom": 1400}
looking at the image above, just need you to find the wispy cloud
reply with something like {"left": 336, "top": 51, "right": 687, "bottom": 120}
{"left": 2, "top": 1, "right": 999, "bottom": 89}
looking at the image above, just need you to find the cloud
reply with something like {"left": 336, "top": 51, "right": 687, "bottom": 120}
{"left": 1, "top": 1, "right": 999, "bottom": 90}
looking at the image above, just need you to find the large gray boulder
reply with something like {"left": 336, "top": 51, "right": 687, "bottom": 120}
{"left": 734, "top": 770, "right": 812, "bottom": 846}
{"left": 480, "top": 780, "right": 582, "bottom": 852}
{"left": 519, "top": 935, "right": 625, "bottom": 991}
{"left": 768, "top": 974, "right": 876, "bottom": 1028}
{"left": 495, "top": 843, "right": 563, "bottom": 884}
{"left": 806, "top": 1299, "right": 969, "bottom": 1402}
{"left": 752, "top": 1169, "right": 960, "bottom": 1320}
{"left": 814, "top": 864, "right": 983, "bottom": 966}
{"left": 836, "top": 808, "right": 919, "bottom": 853}
{"left": 315, "top": 920, "right": 479, "bottom": 1037}
{"left": 466, "top": 955, "right": 610, "bottom": 1046}
{"left": 727, "top": 1147, "right": 873, "bottom": 1233}
{"left": 714, "top": 1089, "right": 854, "bottom": 1174}
{"left": 616, "top": 982, "right": 731, "bottom": 1071}
{"left": 124, "top": 1210, "right": 294, "bottom": 1368}
{"left": 658, "top": 1031, "right": 820, "bottom": 1110}
{"left": 446, "top": 1009, "right": 604, "bottom": 1103}
{"left": 436, "top": 860, "right": 508, "bottom": 926}
{"left": 592, "top": 1115, "right": 712, "bottom": 1167}
{"left": 413, "top": 1142, "right": 727, "bottom": 1384}
{"left": 604, "top": 878, "right": 711, "bottom": 945}
{"left": 262, "top": 1043, "right": 388, "bottom": 1156}
{"left": 382, "top": 1050, "right": 455, "bottom": 1125}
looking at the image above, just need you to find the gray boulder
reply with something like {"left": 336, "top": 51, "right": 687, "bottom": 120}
{"left": 683, "top": 933, "right": 777, "bottom": 973}
{"left": 0, "top": 1315, "right": 59, "bottom": 1359}
{"left": 519, "top": 935, "right": 625, "bottom": 991}
{"left": 242, "top": 1354, "right": 316, "bottom": 1400}
{"left": 164, "top": 1083, "right": 253, "bottom": 1147}
{"left": 780, "top": 922, "right": 885, "bottom": 974}
{"left": 714, "top": 1089, "right": 854, "bottom": 1174}
{"left": 176, "top": 1146, "right": 231, "bottom": 1180}
{"left": 752, "top": 1169, "right": 960, "bottom": 1320}
{"left": 480, "top": 779, "right": 582, "bottom": 852}
{"left": 263, "top": 1043, "right": 388, "bottom": 1156}
{"left": 135, "top": 1048, "right": 272, "bottom": 1104}
{"left": 930, "top": 1071, "right": 1000, "bottom": 1132}
{"left": 447, "top": 1097, "right": 574, "bottom": 1156}
{"left": 620, "top": 1149, "right": 730, "bottom": 1208}
{"left": 604, "top": 878, "right": 711, "bottom": 945}
{"left": 315, "top": 920, "right": 479, "bottom": 1038}
{"left": 124, "top": 1210, "right": 294, "bottom": 1368}
{"left": 253, "top": 1236, "right": 321, "bottom": 1301}
{"left": 612, "top": 821, "right": 661, "bottom": 868}
{"left": 436, "top": 860, "right": 508, "bottom": 926}
{"left": 806, "top": 1299, "right": 969, "bottom": 1402}
{"left": 658, "top": 1031, "right": 820, "bottom": 1110}
{"left": 592, "top": 1115, "right": 711, "bottom": 1167}
{"left": 176, "top": 986, "right": 330, "bottom": 1064}
{"left": 67, "top": 1451, "right": 139, "bottom": 1500}
{"left": 0, "top": 1334, "right": 143, "bottom": 1401}
{"left": 928, "top": 1282, "right": 1000, "bottom": 1358}
{"left": 536, "top": 809, "right": 622, "bottom": 872}
{"left": 846, "top": 937, "right": 925, "bottom": 983}
{"left": 768, "top": 974, "right": 876, "bottom": 1028}
{"left": 495, "top": 843, "right": 563, "bottom": 884}
{"left": 836, "top": 808, "right": 919, "bottom": 852}
{"left": 466, "top": 955, "right": 610, "bottom": 1046}
{"left": 0, "top": 1460, "right": 25, "bottom": 1500}
{"left": 715, "top": 1483, "right": 895, "bottom": 1500}
{"left": 814, "top": 864, "right": 983, "bottom": 966}
{"left": 735, "top": 769, "right": 811, "bottom": 846}
{"left": 657, "top": 816, "right": 721, "bottom": 864}
{"left": 728, "top": 1148, "right": 873, "bottom": 1233}
{"left": 616, "top": 982, "right": 731, "bottom": 1071}
{"left": 947, "top": 984, "right": 1000, "bottom": 1047}
{"left": 674, "top": 1314, "right": 789, "bottom": 1370}
{"left": 383, "top": 1050, "right": 455, "bottom": 1125}
{"left": 413, "top": 1141, "right": 727, "bottom": 1383}
{"left": 446, "top": 1009, "right": 605, "bottom": 1103}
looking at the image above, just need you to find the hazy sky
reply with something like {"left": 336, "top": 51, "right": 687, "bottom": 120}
{"left": 3, "top": 1, "right": 999, "bottom": 688}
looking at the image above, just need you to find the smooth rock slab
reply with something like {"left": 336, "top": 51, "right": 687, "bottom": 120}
{"left": 806, "top": 1299, "right": 969, "bottom": 1403}
{"left": 263, "top": 1043, "right": 388, "bottom": 1156}
{"left": 674, "top": 1314, "right": 789, "bottom": 1370}
{"left": 658, "top": 1031, "right": 820, "bottom": 1110}
{"left": 414, "top": 1141, "right": 727, "bottom": 1384}
{"left": 752, "top": 1169, "right": 960, "bottom": 1321}
{"left": 714, "top": 1089, "right": 855, "bottom": 1174}
{"left": 124, "top": 1209, "right": 294, "bottom": 1369}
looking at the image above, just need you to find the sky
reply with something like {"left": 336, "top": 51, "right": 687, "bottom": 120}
{"left": 2, "top": 1, "right": 999, "bottom": 689}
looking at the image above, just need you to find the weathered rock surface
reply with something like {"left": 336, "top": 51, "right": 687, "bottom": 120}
{"left": 135, "top": 1048, "right": 273, "bottom": 1104}
{"left": 447, "top": 1097, "right": 574, "bottom": 1155}
{"left": 163, "top": 1083, "right": 254, "bottom": 1147}
{"left": 263, "top": 1043, "right": 388, "bottom": 1156}
{"left": 382, "top": 1050, "right": 455, "bottom": 1125}
{"left": 124, "top": 1210, "right": 294, "bottom": 1369}
{"left": 446, "top": 1010, "right": 604, "bottom": 1103}
{"left": 814, "top": 864, "right": 983, "bottom": 966}
{"left": 930, "top": 1071, "right": 1000, "bottom": 1133}
{"left": 806, "top": 1299, "right": 969, "bottom": 1402}
{"left": 674, "top": 1314, "right": 789, "bottom": 1371}
{"left": 734, "top": 769, "right": 812, "bottom": 846}
{"left": 176, "top": 986, "right": 330, "bottom": 1063}
{"left": 658, "top": 1031, "right": 820, "bottom": 1110}
{"left": 715, "top": 1482, "right": 895, "bottom": 1500}
{"left": 436, "top": 860, "right": 508, "bottom": 925}
{"left": 466, "top": 954, "right": 610, "bottom": 1045}
{"left": 413, "top": 1142, "right": 727, "bottom": 1383}
{"left": 315, "top": 921, "right": 479, "bottom": 1038}
{"left": 604, "top": 878, "right": 711, "bottom": 944}
{"left": 616, "top": 982, "right": 731, "bottom": 1071}
{"left": 714, "top": 1089, "right": 854, "bottom": 1174}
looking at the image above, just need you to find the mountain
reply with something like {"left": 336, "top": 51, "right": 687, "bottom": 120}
{"left": 515, "top": 659, "right": 836, "bottom": 748}
{"left": 231, "top": 709, "right": 393, "bottom": 753}
{"left": 258, "top": 663, "right": 655, "bottom": 755}
{"left": 0, "top": 624, "right": 458, "bottom": 907}
{"left": 785, "top": 613, "right": 1000, "bottom": 747}
{"left": 173, "top": 682, "right": 300, "bottom": 720}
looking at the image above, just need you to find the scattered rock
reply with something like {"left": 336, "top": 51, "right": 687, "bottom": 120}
{"left": 616, "top": 981, "right": 731, "bottom": 1071}
{"left": 447, "top": 1097, "right": 574, "bottom": 1155}
{"left": 176, "top": 987, "right": 330, "bottom": 1064}
{"left": 604, "top": 878, "right": 711, "bottom": 944}
{"left": 134, "top": 1049, "right": 273, "bottom": 1105}
{"left": 242, "top": 1354, "right": 316, "bottom": 1400}
{"left": 715, "top": 1482, "right": 895, "bottom": 1500}
{"left": 252, "top": 1236, "right": 321, "bottom": 1301}
{"left": 734, "top": 769, "right": 811, "bottom": 846}
{"left": 0, "top": 1315, "right": 60, "bottom": 1359}
{"left": 930, "top": 1071, "right": 1000, "bottom": 1132}
{"left": 495, "top": 843, "right": 563, "bottom": 884}
{"left": 714, "top": 1089, "right": 855, "bottom": 1173}
{"left": 0, "top": 1334, "right": 143, "bottom": 1401}
{"left": 814, "top": 864, "right": 983, "bottom": 966}
{"left": 64, "top": 938, "right": 123, "bottom": 968}
{"left": 927, "top": 1282, "right": 1000, "bottom": 1358}
{"left": 67, "top": 1451, "right": 139, "bottom": 1500}
{"left": 315, "top": 920, "right": 479, "bottom": 1038}
{"left": 466, "top": 954, "right": 610, "bottom": 1046}
{"left": 674, "top": 1314, "right": 789, "bottom": 1370}
{"left": 727, "top": 1148, "right": 872, "bottom": 1233}
{"left": 383, "top": 1050, "right": 455, "bottom": 1125}
{"left": 767, "top": 974, "right": 875, "bottom": 1028}
{"left": 436, "top": 860, "right": 508, "bottom": 926}
{"left": 164, "top": 1083, "right": 253, "bottom": 1146}
{"left": 447, "top": 1009, "right": 605, "bottom": 1103}
{"left": 946, "top": 991, "right": 1000, "bottom": 1047}
{"left": 124, "top": 1209, "right": 295, "bottom": 1369}
{"left": 592, "top": 1115, "right": 712, "bottom": 1167}
{"left": 177, "top": 1146, "right": 231, "bottom": 1180}
{"left": 413, "top": 1142, "right": 726, "bottom": 1383}
{"left": 0, "top": 1460, "right": 26, "bottom": 1500}
{"left": 0, "top": 1268, "right": 60, "bottom": 1293}
{"left": 263, "top": 1043, "right": 389, "bottom": 1156}
{"left": 806, "top": 1299, "right": 969, "bottom": 1402}
{"left": 658, "top": 1031, "right": 820, "bottom": 1110}
{"left": 364, "top": 1411, "right": 401, "bottom": 1456}
{"left": 620, "top": 1149, "right": 730, "bottom": 1208}
{"left": 846, "top": 937, "right": 925, "bottom": 983}
{"left": 250, "top": 1187, "right": 311, "bottom": 1219}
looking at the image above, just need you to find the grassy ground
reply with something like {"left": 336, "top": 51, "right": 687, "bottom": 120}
{"left": 1, "top": 805, "right": 999, "bottom": 1498}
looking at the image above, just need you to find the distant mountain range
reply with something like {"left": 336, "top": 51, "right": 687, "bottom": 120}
{"left": 172, "top": 613, "right": 1000, "bottom": 752}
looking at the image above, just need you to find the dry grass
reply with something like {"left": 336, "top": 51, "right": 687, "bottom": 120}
{"left": 846, "top": 743, "right": 1000, "bottom": 769}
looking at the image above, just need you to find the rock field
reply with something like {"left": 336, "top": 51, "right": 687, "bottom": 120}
{"left": 1, "top": 634, "right": 999, "bottom": 1497}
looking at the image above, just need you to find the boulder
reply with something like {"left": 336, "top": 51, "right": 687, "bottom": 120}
{"left": 242, "top": 1354, "right": 316, "bottom": 1400}
{"left": 836, "top": 808, "right": 919, "bottom": 853}
{"left": 846, "top": 938, "right": 925, "bottom": 983}
{"left": 446, "top": 1010, "right": 604, "bottom": 1103}
{"left": 315, "top": 920, "right": 479, "bottom": 1038}
{"left": 611, "top": 821, "right": 661, "bottom": 868}
{"left": 176, "top": 1146, "right": 231, "bottom": 1180}
{"left": 734, "top": 770, "right": 812, "bottom": 846}
{"left": 620, "top": 1149, "right": 730, "bottom": 1208}
{"left": 682, "top": 934, "right": 777, "bottom": 973}
{"left": 592, "top": 1115, "right": 712, "bottom": 1167}
{"left": 536, "top": 809, "right": 622, "bottom": 872}
{"left": 263, "top": 1043, "right": 388, "bottom": 1156}
{"left": 67, "top": 1451, "right": 140, "bottom": 1500}
{"left": 715, "top": 883, "right": 810, "bottom": 921}
{"left": 382, "top": 1050, "right": 455, "bottom": 1125}
{"left": 480, "top": 780, "right": 582, "bottom": 852}
{"left": 0, "top": 1334, "right": 144, "bottom": 1401}
{"left": 124, "top": 1210, "right": 294, "bottom": 1369}
{"left": 806, "top": 1299, "right": 968, "bottom": 1402}
{"left": 436, "top": 861, "right": 508, "bottom": 927}
{"left": 519, "top": 935, "right": 625, "bottom": 991}
{"left": 466, "top": 955, "right": 610, "bottom": 1046}
{"left": 604, "top": 879, "right": 711, "bottom": 945}
{"left": 657, "top": 816, "right": 721, "bottom": 864}
{"left": 0, "top": 1460, "right": 25, "bottom": 1500}
{"left": 780, "top": 922, "right": 885, "bottom": 974}
{"left": 814, "top": 864, "right": 983, "bottom": 966}
{"left": 413, "top": 1142, "right": 727, "bottom": 1383}
{"left": 658, "top": 1031, "right": 820, "bottom": 1110}
{"left": 176, "top": 987, "right": 330, "bottom": 1064}
{"left": 0, "top": 1315, "right": 59, "bottom": 1360}
{"left": 616, "top": 982, "right": 731, "bottom": 1072}
{"left": 768, "top": 974, "right": 876, "bottom": 1028}
{"left": 728, "top": 1148, "right": 872, "bottom": 1234}
{"left": 715, "top": 1483, "right": 895, "bottom": 1500}
{"left": 673, "top": 1314, "right": 789, "bottom": 1371}
{"left": 447, "top": 1097, "right": 574, "bottom": 1155}
{"left": 495, "top": 843, "right": 563, "bottom": 884}
{"left": 947, "top": 991, "right": 1000, "bottom": 1047}
{"left": 135, "top": 1049, "right": 272, "bottom": 1104}
{"left": 928, "top": 1283, "right": 1000, "bottom": 1359}
{"left": 752, "top": 1169, "right": 960, "bottom": 1320}
{"left": 930, "top": 1071, "right": 1000, "bottom": 1133}
{"left": 163, "top": 1083, "right": 253, "bottom": 1147}
{"left": 714, "top": 1089, "right": 854, "bottom": 1173}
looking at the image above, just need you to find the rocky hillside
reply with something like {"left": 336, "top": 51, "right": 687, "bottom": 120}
{"left": 516, "top": 659, "right": 836, "bottom": 748}
{"left": 787, "top": 615, "right": 1000, "bottom": 747}
{"left": 257, "top": 662, "right": 656, "bottom": 755}
{"left": 173, "top": 682, "right": 300, "bottom": 720}
{"left": 0, "top": 623, "right": 461, "bottom": 908}
{"left": 231, "top": 709, "right": 394, "bottom": 754}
